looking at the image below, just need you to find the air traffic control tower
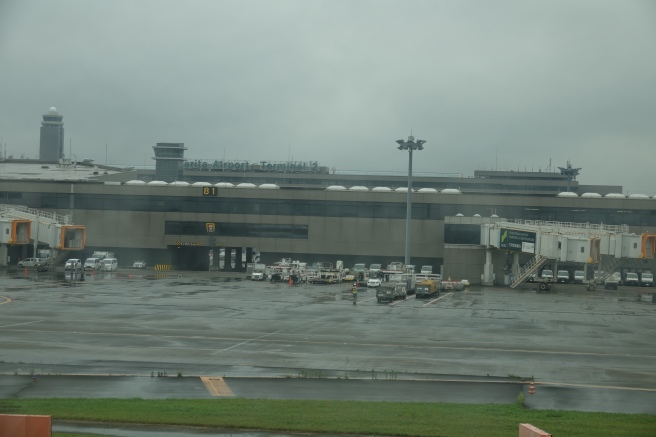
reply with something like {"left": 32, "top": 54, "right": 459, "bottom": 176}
{"left": 153, "top": 142, "right": 187, "bottom": 182}
{"left": 39, "top": 107, "right": 64, "bottom": 162}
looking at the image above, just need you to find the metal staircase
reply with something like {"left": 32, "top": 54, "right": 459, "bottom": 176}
{"left": 594, "top": 256, "right": 624, "bottom": 284}
{"left": 509, "top": 254, "right": 550, "bottom": 288}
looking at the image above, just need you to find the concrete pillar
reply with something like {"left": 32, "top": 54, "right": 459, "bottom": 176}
{"left": 0, "top": 244, "right": 7, "bottom": 267}
{"left": 482, "top": 248, "right": 494, "bottom": 286}
{"left": 235, "top": 247, "right": 244, "bottom": 271}
{"left": 222, "top": 247, "right": 233, "bottom": 271}
{"left": 245, "top": 247, "right": 253, "bottom": 265}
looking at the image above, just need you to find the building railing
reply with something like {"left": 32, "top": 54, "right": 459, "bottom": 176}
{"left": 501, "top": 219, "right": 629, "bottom": 234}
{"left": 0, "top": 204, "right": 70, "bottom": 225}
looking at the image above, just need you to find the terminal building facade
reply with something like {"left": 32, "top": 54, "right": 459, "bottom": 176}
{"left": 1, "top": 143, "right": 655, "bottom": 283}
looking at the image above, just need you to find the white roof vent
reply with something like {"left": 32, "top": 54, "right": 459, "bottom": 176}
{"left": 349, "top": 186, "right": 369, "bottom": 192}
{"left": 214, "top": 182, "right": 234, "bottom": 188}
{"left": 191, "top": 182, "right": 212, "bottom": 187}
{"left": 473, "top": 214, "right": 481, "bottom": 217}
{"left": 628, "top": 193, "right": 649, "bottom": 199}
{"left": 236, "top": 183, "right": 257, "bottom": 189}
{"left": 441, "top": 188, "right": 462, "bottom": 194}
{"left": 258, "top": 183, "right": 279, "bottom": 189}
{"left": 418, "top": 188, "right": 438, "bottom": 193}
{"left": 147, "top": 180, "right": 168, "bottom": 186}
{"left": 394, "top": 187, "right": 413, "bottom": 192}
{"left": 455, "top": 213, "right": 464, "bottom": 217}
{"left": 581, "top": 193, "right": 601, "bottom": 198}
{"left": 605, "top": 193, "right": 625, "bottom": 198}
{"left": 491, "top": 214, "right": 499, "bottom": 218}
{"left": 170, "top": 181, "right": 190, "bottom": 186}
{"left": 125, "top": 180, "right": 146, "bottom": 185}
{"left": 557, "top": 192, "right": 578, "bottom": 197}
{"left": 326, "top": 185, "right": 347, "bottom": 191}
{"left": 372, "top": 187, "right": 392, "bottom": 192}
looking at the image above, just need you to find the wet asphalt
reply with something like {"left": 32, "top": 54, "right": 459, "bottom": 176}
{"left": 1, "top": 267, "right": 655, "bottom": 435}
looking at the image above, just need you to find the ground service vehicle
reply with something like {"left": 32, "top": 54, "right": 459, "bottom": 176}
{"left": 101, "top": 258, "right": 118, "bottom": 272}
{"left": 132, "top": 260, "right": 146, "bottom": 269}
{"left": 541, "top": 269, "right": 554, "bottom": 280}
{"left": 420, "top": 265, "right": 433, "bottom": 274}
{"left": 369, "top": 264, "right": 382, "bottom": 277}
{"left": 640, "top": 272, "right": 653, "bottom": 287}
{"left": 84, "top": 258, "right": 102, "bottom": 270}
{"left": 17, "top": 258, "right": 46, "bottom": 269}
{"left": 415, "top": 279, "right": 439, "bottom": 299}
{"left": 376, "top": 283, "right": 407, "bottom": 303}
{"left": 574, "top": 270, "right": 585, "bottom": 284}
{"left": 557, "top": 270, "right": 570, "bottom": 283}
{"left": 605, "top": 272, "right": 620, "bottom": 290}
{"left": 624, "top": 272, "right": 639, "bottom": 286}
{"left": 65, "top": 259, "right": 82, "bottom": 270}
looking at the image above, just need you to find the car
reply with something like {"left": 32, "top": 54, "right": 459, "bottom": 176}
{"left": 132, "top": 260, "right": 146, "bottom": 269}
{"left": 540, "top": 269, "right": 554, "bottom": 280}
{"left": 17, "top": 258, "right": 46, "bottom": 268}
{"left": 367, "top": 278, "right": 382, "bottom": 288}
{"left": 460, "top": 279, "right": 470, "bottom": 287}
{"left": 64, "top": 259, "right": 82, "bottom": 270}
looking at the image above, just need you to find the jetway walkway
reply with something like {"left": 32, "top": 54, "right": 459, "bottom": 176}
{"left": 0, "top": 204, "right": 86, "bottom": 267}
{"left": 479, "top": 219, "right": 656, "bottom": 288}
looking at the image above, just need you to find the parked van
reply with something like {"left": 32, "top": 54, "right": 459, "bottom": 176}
{"left": 101, "top": 258, "right": 118, "bottom": 272}
{"left": 557, "top": 270, "right": 570, "bottom": 283}
{"left": 574, "top": 270, "right": 585, "bottom": 284}
{"left": 84, "top": 258, "right": 101, "bottom": 270}
{"left": 640, "top": 272, "right": 653, "bottom": 287}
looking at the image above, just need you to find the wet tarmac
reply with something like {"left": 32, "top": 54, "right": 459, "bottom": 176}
{"left": 1, "top": 267, "right": 655, "bottom": 425}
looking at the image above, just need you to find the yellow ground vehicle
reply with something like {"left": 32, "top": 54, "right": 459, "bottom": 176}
{"left": 415, "top": 279, "right": 439, "bottom": 299}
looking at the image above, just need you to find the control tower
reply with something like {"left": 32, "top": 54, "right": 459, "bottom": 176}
{"left": 39, "top": 107, "right": 64, "bottom": 162}
{"left": 152, "top": 143, "right": 187, "bottom": 182}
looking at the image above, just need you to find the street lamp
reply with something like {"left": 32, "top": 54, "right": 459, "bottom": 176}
{"left": 396, "top": 135, "right": 426, "bottom": 267}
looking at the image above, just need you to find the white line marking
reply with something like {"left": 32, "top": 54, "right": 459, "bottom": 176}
{"left": 0, "top": 320, "right": 44, "bottom": 328}
{"left": 423, "top": 292, "right": 453, "bottom": 307}
{"left": 216, "top": 329, "right": 284, "bottom": 353}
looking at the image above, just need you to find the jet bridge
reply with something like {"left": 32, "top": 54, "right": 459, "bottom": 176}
{"left": 480, "top": 219, "right": 655, "bottom": 288}
{"left": 0, "top": 204, "right": 86, "bottom": 267}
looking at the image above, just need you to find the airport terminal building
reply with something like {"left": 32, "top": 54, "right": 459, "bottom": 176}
{"left": 1, "top": 143, "right": 655, "bottom": 282}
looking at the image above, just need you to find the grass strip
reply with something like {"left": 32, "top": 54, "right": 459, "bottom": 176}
{"left": 1, "top": 398, "right": 655, "bottom": 437}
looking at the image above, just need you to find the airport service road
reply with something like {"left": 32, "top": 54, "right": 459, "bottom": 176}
{"left": 1, "top": 271, "right": 655, "bottom": 393}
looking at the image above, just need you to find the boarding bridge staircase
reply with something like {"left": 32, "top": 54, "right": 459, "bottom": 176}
{"left": 509, "top": 254, "right": 550, "bottom": 289}
{"left": 594, "top": 256, "right": 624, "bottom": 284}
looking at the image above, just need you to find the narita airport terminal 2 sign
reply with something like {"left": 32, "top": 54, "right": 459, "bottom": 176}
{"left": 499, "top": 228, "right": 536, "bottom": 253}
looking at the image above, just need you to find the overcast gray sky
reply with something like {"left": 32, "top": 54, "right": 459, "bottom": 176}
{"left": 2, "top": 0, "right": 655, "bottom": 194}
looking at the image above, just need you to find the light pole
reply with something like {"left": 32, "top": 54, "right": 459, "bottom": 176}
{"left": 396, "top": 135, "right": 426, "bottom": 267}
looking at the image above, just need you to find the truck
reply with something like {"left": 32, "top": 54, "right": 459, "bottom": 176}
{"left": 415, "top": 279, "right": 439, "bottom": 299}
{"left": 376, "top": 282, "right": 407, "bottom": 303}
{"left": 246, "top": 263, "right": 267, "bottom": 280}
{"left": 557, "top": 270, "right": 570, "bottom": 284}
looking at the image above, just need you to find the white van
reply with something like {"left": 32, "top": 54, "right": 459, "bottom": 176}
{"left": 101, "top": 258, "right": 118, "bottom": 272}
{"left": 84, "top": 258, "right": 102, "bottom": 270}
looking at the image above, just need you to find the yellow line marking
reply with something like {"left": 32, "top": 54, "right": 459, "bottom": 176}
{"left": 201, "top": 376, "right": 234, "bottom": 397}
{"left": 0, "top": 296, "right": 12, "bottom": 305}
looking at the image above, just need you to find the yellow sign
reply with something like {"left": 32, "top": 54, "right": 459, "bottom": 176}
{"left": 206, "top": 223, "right": 215, "bottom": 233}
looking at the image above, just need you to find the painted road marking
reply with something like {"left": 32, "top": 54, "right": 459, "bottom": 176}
{"left": 0, "top": 320, "right": 43, "bottom": 328}
{"left": 423, "top": 292, "right": 453, "bottom": 307}
{"left": 389, "top": 295, "right": 415, "bottom": 306}
{"left": 0, "top": 296, "right": 12, "bottom": 305}
{"left": 201, "top": 376, "right": 234, "bottom": 396}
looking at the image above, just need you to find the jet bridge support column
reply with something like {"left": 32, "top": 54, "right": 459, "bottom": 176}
{"left": 512, "top": 252, "right": 520, "bottom": 277}
{"left": 482, "top": 248, "right": 494, "bottom": 286}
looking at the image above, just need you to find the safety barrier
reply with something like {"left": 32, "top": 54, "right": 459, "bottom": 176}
{"left": 155, "top": 264, "right": 171, "bottom": 271}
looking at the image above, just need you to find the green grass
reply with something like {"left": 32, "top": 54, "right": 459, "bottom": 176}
{"left": 1, "top": 398, "right": 654, "bottom": 437}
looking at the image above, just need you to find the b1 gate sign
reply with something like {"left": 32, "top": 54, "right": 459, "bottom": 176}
{"left": 499, "top": 228, "right": 536, "bottom": 253}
